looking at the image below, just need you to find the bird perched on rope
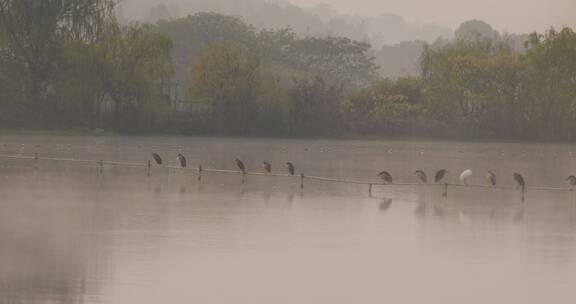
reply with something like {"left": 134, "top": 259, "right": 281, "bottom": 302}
{"left": 513, "top": 173, "right": 525, "bottom": 189}
{"left": 566, "top": 175, "right": 576, "bottom": 187}
{"left": 177, "top": 154, "right": 187, "bottom": 168}
{"left": 236, "top": 159, "right": 246, "bottom": 175}
{"left": 459, "top": 169, "right": 472, "bottom": 185}
{"left": 263, "top": 162, "right": 272, "bottom": 174}
{"left": 415, "top": 170, "right": 427, "bottom": 184}
{"left": 487, "top": 171, "right": 496, "bottom": 187}
{"left": 286, "top": 162, "right": 295, "bottom": 175}
{"left": 378, "top": 171, "right": 393, "bottom": 184}
{"left": 152, "top": 153, "right": 162, "bottom": 165}
{"left": 435, "top": 169, "right": 447, "bottom": 183}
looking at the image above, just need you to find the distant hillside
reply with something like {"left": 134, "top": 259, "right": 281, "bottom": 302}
{"left": 117, "top": 1, "right": 531, "bottom": 80}
{"left": 118, "top": 0, "right": 452, "bottom": 46}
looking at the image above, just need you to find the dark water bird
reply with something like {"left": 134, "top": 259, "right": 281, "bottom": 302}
{"left": 236, "top": 158, "right": 246, "bottom": 174}
{"left": 487, "top": 171, "right": 496, "bottom": 187}
{"left": 513, "top": 173, "right": 525, "bottom": 188}
{"left": 286, "top": 162, "right": 295, "bottom": 175}
{"left": 151, "top": 153, "right": 162, "bottom": 165}
{"left": 434, "top": 169, "right": 447, "bottom": 183}
{"left": 459, "top": 169, "right": 472, "bottom": 185}
{"left": 263, "top": 162, "right": 272, "bottom": 174}
{"left": 566, "top": 175, "right": 576, "bottom": 187}
{"left": 177, "top": 154, "right": 187, "bottom": 168}
{"left": 378, "top": 171, "right": 393, "bottom": 184}
{"left": 415, "top": 170, "right": 427, "bottom": 183}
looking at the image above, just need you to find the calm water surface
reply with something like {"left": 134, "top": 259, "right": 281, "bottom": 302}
{"left": 1, "top": 135, "right": 576, "bottom": 303}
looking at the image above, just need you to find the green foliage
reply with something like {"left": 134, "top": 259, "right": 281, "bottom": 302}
{"left": 286, "top": 36, "right": 378, "bottom": 87}
{"left": 0, "top": 1, "right": 173, "bottom": 131}
{"left": 522, "top": 28, "right": 576, "bottom": 139}
{"left": 96, "top": 24, "right": 173, "bottom": 130}
{"left": 416, "top": 27, "right": 576, "bottom": 139}
{"left": 0, "top": 0, "right": 117, "bottom": 105}
{"left": 178, "top": 13, "right": 378, "bottom": 136}
{"left": 375, "top": 40, "right": 426, "bottom": 78}
{"left": 1, "top": 5, "right": 576, "bottom": 141}
{"left": 347, "top": 77, "right": 426, "bottom": 135}
{"left": 455, "top": 20, "right": 500, "bottom": 42}
{"left": 156, "top": 13, "right": 258, "bottom": 96}
{"left": 187, "top": 43, "right": 261, "bottom": 134}
{"left": 288, "top": 77, "right": 346, "bottom": 136}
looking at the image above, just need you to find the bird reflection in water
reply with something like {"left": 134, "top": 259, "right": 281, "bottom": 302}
{"left": 179, "top": 185, "right": 187, "bottom": 195}
{"left": 262, "top": 191, "right": 272, "bottom": 202}
{"left": 287, "top": 193, "right": 294, "bottom": 204}
{"left": 414, "top": 201, "right": 427, "bottom": 217}
{"left": 154, "top": 186, "right": 162, "bottom": 194}
{"left": 379, "top": 198, "right": 393, "bottom": 212}
{"left": 514, "top": 204, "right": 525, "bottom": 222}
{"left": 433, "top": 204, "right": 446, "bottom": 217}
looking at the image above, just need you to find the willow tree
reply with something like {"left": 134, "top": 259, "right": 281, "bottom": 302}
{"left": 523, "top": 27, "right": 576, "bottom": 140}
{"left": 188, "top": 43, "right": 262, "bottom": 134}
{"left": 0, "top": 0, "right": 117, "bottom": 122}
{"left": 97, "top": 24, "right": 174, "bottom": 131}
{"left": 419, "top": 39, "right": 528, "bottom": 137}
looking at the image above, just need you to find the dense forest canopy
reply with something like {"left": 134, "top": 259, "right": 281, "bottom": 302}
{"left": 1, "top": 0, "right": 575, "bottom": 141}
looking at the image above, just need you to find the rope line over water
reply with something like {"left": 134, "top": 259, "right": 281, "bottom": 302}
{"left": 1, "top": 154, "right": 574, "bottom": 193}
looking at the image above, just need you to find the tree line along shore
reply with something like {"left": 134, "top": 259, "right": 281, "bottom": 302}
{"left": 1, "top": 1, "right": 575, "bottom": 141}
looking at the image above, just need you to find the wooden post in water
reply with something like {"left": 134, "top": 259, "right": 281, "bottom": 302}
{"left": 99, "top": 160, "right": 104, "bottom": 175}
{"left": 369, "top": 184, "right": 373, "bottom": 196}
{"left": 443, "top": 183, "right": 448, "bottom": 198}
{"left": 300, "top": 174, "right": 305, "bottom": 191}
{"left": 147, "top": 160, "right": 151, "bottom": 177}
{"left": 198, "top": 165, "right": 203, "bottom": 182}
{"left": 34, "top": 152, "right": 38, "bottom": 170}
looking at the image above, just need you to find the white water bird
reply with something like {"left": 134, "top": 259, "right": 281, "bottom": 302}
{"left": 459, "top": 169, "right": 473, "bottom": 185}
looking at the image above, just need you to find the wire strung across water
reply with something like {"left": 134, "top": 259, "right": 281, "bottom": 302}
{"left": 0, "top": 154, "right": 574, "bottom": 192}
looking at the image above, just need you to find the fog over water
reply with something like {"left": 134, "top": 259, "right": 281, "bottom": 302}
{"left": 1, "top": 2, "right": 575, "bottom": 302}
{"left": 1, "top": 135, "right": 576, "bottom": 303}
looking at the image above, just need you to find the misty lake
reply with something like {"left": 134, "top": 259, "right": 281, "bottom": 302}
{"left": 1, "top": 135, "right": 576, "bottom": 303}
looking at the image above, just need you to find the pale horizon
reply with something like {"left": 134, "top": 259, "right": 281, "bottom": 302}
{"left": 290, "top": 0, "right": 576, "bottom": 33}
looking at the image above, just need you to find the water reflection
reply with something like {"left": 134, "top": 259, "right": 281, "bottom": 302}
{"left": 2, "top": 136, "right": 576, "bottom": 303}
{"left": 378, "top": 198, "right": 393, "bottom": 212}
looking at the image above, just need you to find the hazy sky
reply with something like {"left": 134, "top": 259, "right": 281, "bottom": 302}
{"left": 291, "top": 0, "right": 576, "bottom": 33}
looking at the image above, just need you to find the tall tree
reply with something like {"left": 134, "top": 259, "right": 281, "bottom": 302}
{"left": 187, "top": 42, "right": 261, "bottom": 134}
{"left": 0, "top": 0, "right": 117, "bottom": 116}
